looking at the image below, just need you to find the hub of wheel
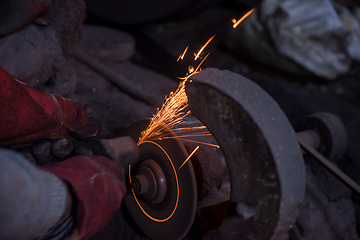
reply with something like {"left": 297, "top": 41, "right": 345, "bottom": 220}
{"left": 131, "top": 159, "right": 167, "bottom": 204}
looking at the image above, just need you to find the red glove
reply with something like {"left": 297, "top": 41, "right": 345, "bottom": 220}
{"left": 42, "top": 155, "right": 126, "bottom": 240}
{"left": 0, "top": 66, "right": 105, "bottom": 146}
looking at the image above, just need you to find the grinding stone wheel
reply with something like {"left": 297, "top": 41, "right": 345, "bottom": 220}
{"left": 124, "top": 119, "right": 197, "bottom": 240}
{"left": 295, "top": 112, "right": 348, "bottom": 162}
{"left": 186, "top": 68, "right": 305, "bottom": 240}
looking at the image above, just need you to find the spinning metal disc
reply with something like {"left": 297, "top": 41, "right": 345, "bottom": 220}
{"left": 124, "top": 119, "right": 197, "bottom": 240}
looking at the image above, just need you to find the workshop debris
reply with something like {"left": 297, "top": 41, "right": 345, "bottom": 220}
{"left": 73, "top": 25, "right": 179, "bottom": 137}
{"left": 0, "top": 23, "right": 75, "bottom": 96}
{"left": 227, "top": 0, "right": 360, "bottom": 79}
{"left": 296, "top": 162, "right": 358, "bottom": 240}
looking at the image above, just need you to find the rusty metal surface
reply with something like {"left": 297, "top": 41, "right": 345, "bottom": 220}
{"left": 186, "top": 68, "right": 305, "bottom": 240}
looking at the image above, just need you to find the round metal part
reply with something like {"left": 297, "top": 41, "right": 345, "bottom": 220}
{"left": 295, "top": 112, "right": 348, "bottom": 162}
{"left": 132, "top": 175, "right": 148, "bottom": 195}
{"left": 124, "top": 119, "right": 197, "bottom": 240}
{"left": 132, "top": 159, "right": 167, "bottom": 203}
{"left": 296, "top": 130, "right": 321, "bottom": 151}
{"left": 186, "top": 68, "right": 305, "bottom": 240}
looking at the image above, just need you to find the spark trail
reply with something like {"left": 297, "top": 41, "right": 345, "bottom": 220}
{"left": 138, "top": 8, "right": 256, "bottom": 151}
{"left": 178, "top": 146, "right": 199, "bottom": 170}
{"left": 232, "top": 8, "right": 256, "bottom": 28}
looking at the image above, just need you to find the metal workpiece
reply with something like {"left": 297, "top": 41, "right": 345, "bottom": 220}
{"left": 186, "top": 68, "right": 305, "bottom": 240}
{"left": 100, "top": 136, "right": 139, "bottom": 168}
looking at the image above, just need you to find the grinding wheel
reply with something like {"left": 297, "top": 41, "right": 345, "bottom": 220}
{"left": 124, "top": 119, "right": 197, "bottom": 240}
{"left": 186, "top": 68, "right": 305, "bottom": 240}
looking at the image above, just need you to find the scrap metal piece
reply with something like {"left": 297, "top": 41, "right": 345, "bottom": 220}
{"left": 124, "top": 119, "right": 197, "bottom": 240}
{"left": 186, "top": 68, "right": 305, "bottom": 240}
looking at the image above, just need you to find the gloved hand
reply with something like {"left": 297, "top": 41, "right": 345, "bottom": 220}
{"left": 0, "top": 66, "right": 106, "bottom": 146}
{"left": 0, "top": 137, "right": 139, "bottom": 240}
{"left": 42, "top": 136, "right": 139, "bottom": 240}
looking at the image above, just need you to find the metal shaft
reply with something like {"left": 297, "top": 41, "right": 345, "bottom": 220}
{"left": 297, "top": 135, "right": 360, "bottom": 195}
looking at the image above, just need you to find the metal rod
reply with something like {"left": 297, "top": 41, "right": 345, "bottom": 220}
{"left": 74, "top": 48, "right": 157, "bottom": 105}
{"left": 297, "top": 135, "right": 360, "bottom": 195}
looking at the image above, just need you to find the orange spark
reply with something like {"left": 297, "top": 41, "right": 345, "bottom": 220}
{"left": 232, "top": 8, "right": 256, "bottom": 28}
{"left": 181, "top": 139, "right": 219, "bottom": 148}
{"left": 160, "top": 133, "right": 212, "bottom": 139}
{"left": 177, "top": 46, "right": 189, "bottom": 61}
{"left": 194, "top": 52, "right": 210, "bottom": 73}
{"left": 178, "top": 146, "right": 199, "bottom": 170}
{"left": 188, "top": 66, "right": 195, "bottom": 74}
{"left": 194, "top": 35, "right": 216, "bottom": 61}
{"left": 137, "top": 80, "right": 189, "bottom": 145}
{"left": 174, "top": 126, "right": 207, "bottom": 131}
{"left": 138, "top": 37, "right": 218, "bottom": 147}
